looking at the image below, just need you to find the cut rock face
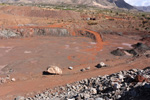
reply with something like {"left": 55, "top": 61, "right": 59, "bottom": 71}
{"left": 46, "top": 65, "right": 62, "bottom": 75}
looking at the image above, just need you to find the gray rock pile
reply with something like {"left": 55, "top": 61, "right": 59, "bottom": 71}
{"left": 15, "top": 67, "right": 150, "bottom": 100}
{"left": 111, "top": 42, "right": 150, "bottom": 57}
{"left": 0, "top": 30, "right": 19, "bottom": 38}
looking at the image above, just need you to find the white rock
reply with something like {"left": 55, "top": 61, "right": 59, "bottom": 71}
{"left": 99, "top": 62, "right": 106, "bottom": 67}
{"left": 11, "top": 78, "right": 16, "bottom": 82}
{"left": 47, "top": 66, "right": 62, "bottom": 75}
{"left": 118, "top": 74, "right": 124, "bottom": 82}
{"left": 67, "top": 99, "right": 75, "bottom": 100}
{"left": 113, "top": 83, "right": 121, "bottom": 90}
{"left": 90, "top": 88, "right": 97, "bottom": 94}
{"left": 95, "top": 98, "right": 104, "bottom": 100}
{"left": 85, "top": 67, "right": 91, "bottom": 70}
{"left": 1, "top": 78, "right": 6, "bottom": 83}
{"left": 68, "top": 66, "right": 73, "bottom": 70}
{"left": 15, "top": 96, "right": 25, "bottom": 100}
{"left": 118, "top": 74, "right": 124, "bottom": 79}
{"left": 117, "top": 95, "right": 121, "bottom": 99}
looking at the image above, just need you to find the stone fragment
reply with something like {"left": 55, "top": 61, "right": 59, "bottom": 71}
{"left": 96, "top": 62, "right": 107, "bottom": 68}
{"left": 68, "top": 66, "right": 73, "bottom": 70}
{"left": 80, "top": 68, "right": 85, "bottom": 72}
{"left": 95, "top": 98, "right": 104, "bottom": 100}
{"left": 113, "top": 83, "right": 121, "bottom": 90}
{"left": 1, "top": 78, "right": 6, "bottom": 83}
{"left": 85, "top": 67, "right": 91, "bottom": 70}
{"left": 90, "top": 88, "right": 97, "bottom": 94}
{"left": 47, "top": 65, "right": 62, "bottom": 75}
{"left": 11, "top": 78, "right": 16, "bottom": 82}
{"left": 15, "top": 96, "right": 25, "bottom": 100}
{"left": 135, "top": 75, "right": 147, "bottom": 82}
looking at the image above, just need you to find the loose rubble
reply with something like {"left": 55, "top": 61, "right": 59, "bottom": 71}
{"left": 0, "top": 75, "right": 15, "bottom": 85}
{"left": 18, "top": 67, "right": 150, "bottom": 100}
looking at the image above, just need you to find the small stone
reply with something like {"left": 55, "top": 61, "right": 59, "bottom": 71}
{"left": 80, "top": 68, "right": 85, "bottom": 72}
{"left": 96, "top": 62, "right": 107, "bottom": 68}
{"left": 99, "top": 62, "right": 107, "bottom": 67}
{"left": 131, "top": 69, "right": 138, "bottom": 72}
{"left": 135, "top": 75, "right": 147, "bottom": 82}
{"left": 113, "top": 83, "right": 121, "bottom": 90}
{"left": 6, "top": 75, "right": 10, "bottom": 80}
{"left": 118, "top": 74, "right": 124, "bottom": 82}
{"left": 86, "top": 98, "right": 94, "bottom": 100}
{"left": 1, "top": 78, "right": 6, "bottom": 83}
{"left": 11, "top": 78, "right": 16, "bottom": 82}
{"left": 146, "top": 54, "right": 150, "bottom": 58}
{"left": 15, "top": 96, "right": 25, "bottom": 100}
{"left": 85, "top": 67, "right": 91, "bottom": 70}
{"left": 95, "top": 98, "right": 104, "bottom": 100}
{"left": 116, "top": 95, "right": 121, "bottom": 99}
{"left": 67, "top": 99, "right": 75, "bottom": 100}
{"left": 90, "top": 88, "right": 97, "bottom": 94}
{"left": 9, "top": 69, "right": 14, "bottom": 73}
{"left": 83, "top": 93, "right": 90, "bottom": 99}
{"left": 68, "top": 66, "right": 73, "bottom": 70}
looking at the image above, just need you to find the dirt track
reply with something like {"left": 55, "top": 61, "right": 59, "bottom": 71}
{"left": 0, "top": 5, "right": 150, "bottom": 100}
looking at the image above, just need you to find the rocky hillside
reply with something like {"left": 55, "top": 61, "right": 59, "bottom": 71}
{"left": 0, "top": 0, "right": 134, "bottom": 9}
{"left": 136, "top": 6, "right": 150, "bottom": 12}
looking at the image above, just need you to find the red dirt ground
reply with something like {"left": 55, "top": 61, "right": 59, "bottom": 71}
{"left": 0, "top": 5, "right": 150, "bottom": 100}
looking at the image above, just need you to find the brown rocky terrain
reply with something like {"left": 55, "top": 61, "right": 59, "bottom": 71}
{"left": 0, "top": 0, "right": 134, "bottom": 9}
{"left": 0, "top": 4, "right": 149, "bottom": 100}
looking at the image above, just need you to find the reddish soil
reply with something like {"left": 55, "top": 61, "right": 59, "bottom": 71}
{"left": 0, "top": 5, "right": 150, "bottom": 100}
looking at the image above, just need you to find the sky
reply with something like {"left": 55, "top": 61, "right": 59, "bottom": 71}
{"left": 125, "top": 0, "right": 150, "bottom": 6}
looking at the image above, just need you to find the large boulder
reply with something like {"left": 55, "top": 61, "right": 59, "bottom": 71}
{"left": 46, "top": 65, "right": 62, "bottom": 75}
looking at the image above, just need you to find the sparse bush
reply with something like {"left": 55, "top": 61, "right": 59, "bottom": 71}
{"left": 141, "top": 14, "right": 146, "bottom": 17}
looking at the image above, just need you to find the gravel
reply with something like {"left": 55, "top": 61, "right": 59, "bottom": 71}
{"left": 14, "top": 67, "right": 150, "bottom": 100}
